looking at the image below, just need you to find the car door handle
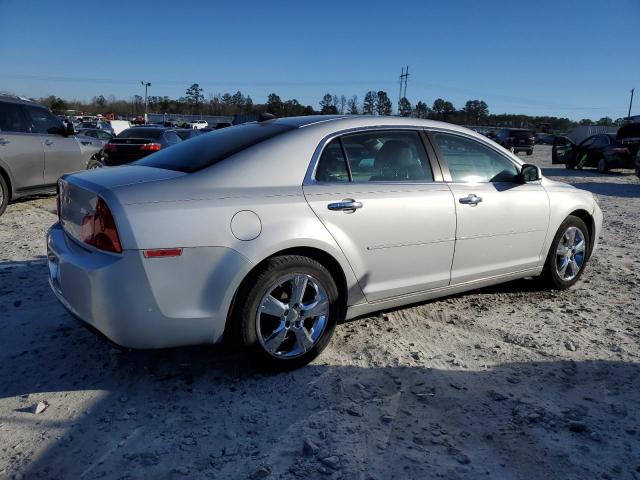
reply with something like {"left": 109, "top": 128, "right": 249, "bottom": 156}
{"left": 459, "top": 194, "right": 483, "bottom": 206}
{"left": 327, "top": 199, "right": 363, "bottom": 213}
{"left": 44, "top": 139, "right": 54, "bottom": 146}
{"left": 0, "top": 138, "right": 9, "bottom": 146}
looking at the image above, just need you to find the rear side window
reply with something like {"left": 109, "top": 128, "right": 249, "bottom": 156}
{"left": 23, "top": 106, "right": 62, "bottom": 134}
{"left": 135, "top": 122, "right": 295, "bottom": 173}
{"left": 0, "top": 103, "right": 30, "bottom": 133}
{"left": 433, "top": 132, "right": 519, "bottom": 183}
{"left": 315, "top": 139, "right": 349, "bottom": 182}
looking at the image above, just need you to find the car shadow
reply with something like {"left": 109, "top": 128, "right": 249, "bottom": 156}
{"left": 1, "top": 260, "right": 638, "bottom": 479}
{"left": 542, "top": 167, "right": 636, "bottom": 179}
{"left": 570, "top": 182, "right": 640, "bottom": 198}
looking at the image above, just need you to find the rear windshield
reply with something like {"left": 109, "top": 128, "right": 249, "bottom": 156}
{"left": 118, "top": 128, "right": 163, "bottom": 140}
{"left": 511, "top": 130, "right": 534, "bottom": 138}
{"left": 134, "top": 122, "right": 294, "bottom": 173}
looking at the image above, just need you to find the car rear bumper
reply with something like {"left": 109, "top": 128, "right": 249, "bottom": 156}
{"left": 47, "top": 223, "right": 251, "bottom": 349}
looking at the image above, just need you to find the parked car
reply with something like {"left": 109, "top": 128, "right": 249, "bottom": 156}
{"left": 102, "top": 127, "right": 182, "bottom": 166}
{"left": 535, "top": 133, "right": 556, "bottom": 145}
{"left": 495, "top": 128, "right": 535, "bottom": 155}
{"left": 616, "top": 123, "right": 640, "bottom": 178}
{"left": 171, "top": 128, "right": 203, "bottom": 141}
{"left": 76, "top": 128, "right": 114, "bottom": 144}
{"left": 552, "top": 132, "right": 638, "bottom": 173}
{"left": 48, "top": 116, "right": 602, "bottom": 370}
{"left": 0, "top": 94, "right": 102, "bottom": 216}
{"left": 77, "top": 120, "right": 114, "bottom": 135}
{"left": 189, "top": 120, "right": 208, "bottom": 129}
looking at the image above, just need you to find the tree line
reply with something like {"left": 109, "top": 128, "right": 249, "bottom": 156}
{"left": 38, "top": 83, "right": 625, "bottom": 131}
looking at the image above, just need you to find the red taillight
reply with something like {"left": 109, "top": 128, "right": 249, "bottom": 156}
{"left": 81, "top": 197, "right": 122, "bottom": 253}
{"left": 143, "top": 248, "right": 183, "bottom": 258}
{"left": 104, "top": 143, "right": 117, "bottom": 152}
{"left": 614, "top": 147, "right": 630, "bottom": 156}
{"left": 140, "top": 142, "right": 162, "bottom": 151}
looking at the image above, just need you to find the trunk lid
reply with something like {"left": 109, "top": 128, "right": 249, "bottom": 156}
{"left": 58, "top": 166, "right": 186, "bottom": 245}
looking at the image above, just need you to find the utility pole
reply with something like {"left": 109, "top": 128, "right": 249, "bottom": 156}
{"left": 398, "top": 66, "right": 410, "bottom": 112}
{"left": 628, "top": 88, "right": 635, "bottom": 120}
{"left": 402, "top": 65, "right": 409, "bottom": 99}
{"left": 141, "top": 81, "right": 151, "bottom": 123}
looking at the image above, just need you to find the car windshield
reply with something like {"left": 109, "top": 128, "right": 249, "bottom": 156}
{"left": 117, "top": 128, "right": 163, "bottom": 139}
{"left": 134, "top": 122, "right": 295, "bottom": 173}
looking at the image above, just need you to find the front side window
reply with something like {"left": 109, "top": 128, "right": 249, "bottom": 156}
{"left": 0, "top": 103, "right": 30, "bottom": 133}
{"left": 315, "top": 130, "right": 434, "bottom": 183}
{"left": 24, "top": 106, "right": 63, "bottom": 134}
{"left": 432, "top": 132, "right": 519, "bottom": 183}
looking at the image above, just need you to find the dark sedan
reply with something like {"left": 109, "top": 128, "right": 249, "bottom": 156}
{"left": 552, "top": 133, "right": 638, "bottom": 173}
{"left": 102, "top": 127, "right": 182, "bottom": 166}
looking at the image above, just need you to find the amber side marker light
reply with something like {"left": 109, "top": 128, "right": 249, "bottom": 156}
{"left": 143, "top": 248, "right": 183, "bottom": 258}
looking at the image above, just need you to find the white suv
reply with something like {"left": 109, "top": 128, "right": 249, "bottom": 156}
{"left": 189, "top": 120, "right": 208, "bottom": 130}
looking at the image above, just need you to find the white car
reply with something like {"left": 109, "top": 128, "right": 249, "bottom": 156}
{"left": 48, "top": 115, "right": 602, "bottom": 370}
{"left": 189, "top": 120, "right": 208, "bottom": 130}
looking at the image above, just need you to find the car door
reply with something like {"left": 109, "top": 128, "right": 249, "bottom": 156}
{"left": 429, "top": 130, "right": 550, "bottom": 284}
{"left": 0, "top": 102, "right": 45, "bottom": 190}
{"left": 23, "top": 105, "right": 85, "bottom": 184}
{"left": 551, "top": 136, "right": 574, "bottom": 164}
{"left": 303, "top": 129, "right": 456, "bottom": 302}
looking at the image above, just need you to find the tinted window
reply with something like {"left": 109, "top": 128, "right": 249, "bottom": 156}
{"left": 344, "top": 130, "right": 433, "bottom": 182}
{"left": 315, "top": 139, "right": 349, "bottom": 182}
{"left": 135, "top": 122, "right": 295, "bottom": 173}
{"left": 24, "top": 106, "right": 63, "bottom": 134}
{"left": 433, "top": 132, "right": 519, "bottom": 183}
{"left": 0, "top": 103, "right": 30, "bottom": 133}
{"left": 84, "top": 130, "right": 98, "bottom": 138}
{"left": 118, "top": 128, "right": 163, "bottom": 140}
{"left": 580, "top": 137, "right": 596, "bottom": 147}
{"left": 511, "top": 130, "right": 534, "bottom": 138}
{"left": 164, "top": 131, "right": 181, "bottom": 144}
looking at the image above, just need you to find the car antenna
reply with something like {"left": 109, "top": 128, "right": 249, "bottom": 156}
{"left": 258, "top": 112, "right": 277, "bottom": 122}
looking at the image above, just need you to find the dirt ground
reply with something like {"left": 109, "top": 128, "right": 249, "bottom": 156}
{"left": 0, "top": 145, "right": 639, "bottom": 480}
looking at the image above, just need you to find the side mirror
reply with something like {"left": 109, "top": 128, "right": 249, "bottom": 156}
{"left": 520, "top": 163, "right": 542, "bottom": 182}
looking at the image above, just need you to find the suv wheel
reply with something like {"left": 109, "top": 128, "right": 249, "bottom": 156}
{"left": 236, "top": 255, "right": 343, "bottom": 371}
{"left": 0, "top": 175, "right": 8, "bottom": 217}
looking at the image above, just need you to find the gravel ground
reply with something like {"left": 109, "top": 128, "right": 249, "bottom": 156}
{"left": 0, "top": 145, "right": 639, "bottom": 480}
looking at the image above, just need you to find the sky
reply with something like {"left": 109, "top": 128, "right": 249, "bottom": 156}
{"left": 0, "top": 0, "right": 638, "bottom": 120}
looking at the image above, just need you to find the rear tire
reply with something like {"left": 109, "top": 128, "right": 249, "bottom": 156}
{"left": 526, "top": 149, "right": 533, "bottom": 156}
{"left": 597, "top": 157, "right": 608, "bottom": 174}
{"left": 540, "top": 215, "right": 590, "bottom": 290}
{"left": 0, "top": 175, "right": 8, "bottom": 217}
{"left": 565, "top": 161, "right": 575, "bottom": 170}
{"left": 235, "top": 255, "right": 343, "bottom": 371}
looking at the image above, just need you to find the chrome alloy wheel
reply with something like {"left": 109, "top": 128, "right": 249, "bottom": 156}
{"left": 555, "top": 226, "right": 586, "bottom": 281}
{"left": 256, "top": 273, "right": 329, "bottom": 359}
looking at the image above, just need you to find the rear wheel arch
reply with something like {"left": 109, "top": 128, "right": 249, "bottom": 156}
{"left": 224, "top": 246, "right": 348, "bottom": 341}
{"left": 0, "top": 166, "right": 12, "bottom": 201}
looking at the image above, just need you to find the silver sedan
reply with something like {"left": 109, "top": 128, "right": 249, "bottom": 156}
{"left": 47, "top": 116, "right": 602, "bottom": 369}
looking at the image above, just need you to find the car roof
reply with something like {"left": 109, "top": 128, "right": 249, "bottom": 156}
{"left": 0, "top": 94, "right": 45, "bottom": 107}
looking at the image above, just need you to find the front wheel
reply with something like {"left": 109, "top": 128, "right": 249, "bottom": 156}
{"left": 87, "top": 156, "right": 103, "bottom": 170}
{"left": 565, "top": 161, "right": 575, "bottom": 170}
{"left": 526, "top": 149, "right": 533, "bottom": 156}
{"left": 236, "top": 255, "right": 343, "bottom": 370}
{"left": 541, "top": 215, "right": 590, "bottom": 289}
